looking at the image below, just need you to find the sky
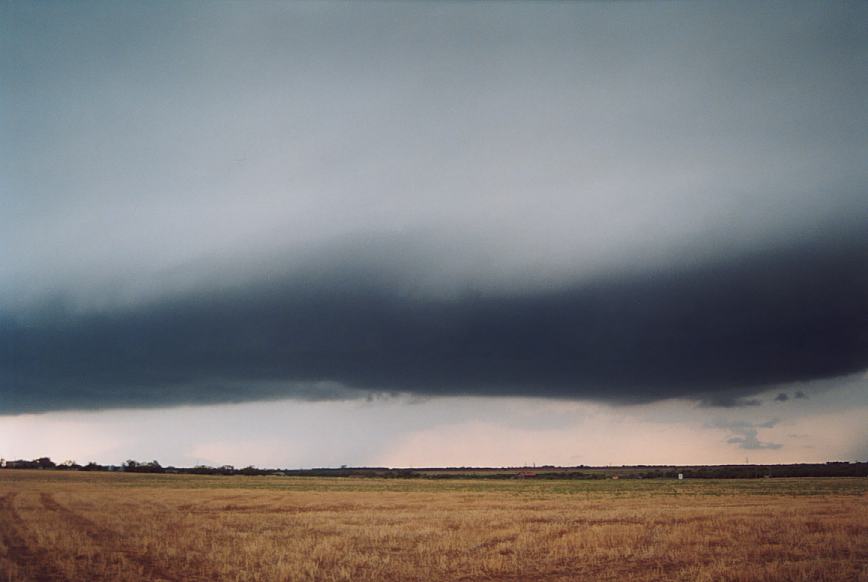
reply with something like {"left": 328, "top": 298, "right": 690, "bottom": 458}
{"left": 1, "top": 1, "right": 866, "bottom": 467}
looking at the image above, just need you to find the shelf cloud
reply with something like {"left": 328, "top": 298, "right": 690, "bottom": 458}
{"left": 2, "top": 1, "right": 866, "bottom": 414}
{"left": 3, "top": 226, "right": 866, "bottom": 414}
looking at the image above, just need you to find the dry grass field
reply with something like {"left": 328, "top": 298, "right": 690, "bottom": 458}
{"left": 0, "top": 470, "right": 866, "bottom": 581}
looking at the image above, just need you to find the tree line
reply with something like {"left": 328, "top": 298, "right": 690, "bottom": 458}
{"left": 2, "top": 457, "right": 866, "bottom": 478}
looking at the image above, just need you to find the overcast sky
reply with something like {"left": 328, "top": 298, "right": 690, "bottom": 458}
{"left": 2, "top": 1, "right": 866, "bottom": 466}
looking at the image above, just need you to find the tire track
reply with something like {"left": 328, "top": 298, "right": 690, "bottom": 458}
{"left": 38, "top": 493, "right": 178, "bottom": 582}
{"left": 0, "top": 492, "right": 67, "bottom": 581}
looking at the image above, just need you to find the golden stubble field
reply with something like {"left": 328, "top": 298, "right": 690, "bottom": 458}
{"left": 0, "top": 471, "right": 866, "bottom": 581}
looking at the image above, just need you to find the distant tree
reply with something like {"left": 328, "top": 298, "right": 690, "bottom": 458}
{"left": 122, "top": 459, "right": 164, "bottom": 473}
{"left": 35, "top": 457, "right": 55, "bottom": 469}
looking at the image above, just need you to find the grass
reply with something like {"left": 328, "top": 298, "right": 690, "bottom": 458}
{"left": 1, "top": 470, "right": 866, "bottom": 581}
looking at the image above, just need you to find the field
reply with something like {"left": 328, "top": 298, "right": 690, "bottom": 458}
{"left": 1, "top": 471, "right": 866, "bottom": 581}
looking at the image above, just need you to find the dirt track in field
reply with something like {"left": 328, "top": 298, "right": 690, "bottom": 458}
{"left": 0, "top": 492, "right": 66, "bottom": 581}
{"left": 37, "top": 492, "right": 178, "bottom": 582}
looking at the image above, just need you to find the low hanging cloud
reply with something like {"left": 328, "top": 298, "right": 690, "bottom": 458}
{"left": 712, "top": 419, "right": 783, "bottom": 451}
{"left": 726, "top": 430, "right": 783, "bottom": 451}
{"left": 2, "top": 228, "right": 866, "bottom": 414}
{"left": 699, "top": 396, "right": 764, "bottom": 409}
{"left": 774, "top": 389, "right": 813, "bottom": 403}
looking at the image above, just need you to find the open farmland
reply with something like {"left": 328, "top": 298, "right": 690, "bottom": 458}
{"left": 1, "top": 471, "right": 866, "bottom": 581}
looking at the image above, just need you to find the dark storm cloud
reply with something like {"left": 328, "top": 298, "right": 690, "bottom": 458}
{"left": 773, "top": 390, "right": 812, "bottom": 403}
{"left": 2, "top": 229, "right": 866, "bottom": 414}
{"left": 699, "top": 396, "right": 763, "bottom": 408}
{"left": 2, "top": 2, "right": 867, "bottom": 415}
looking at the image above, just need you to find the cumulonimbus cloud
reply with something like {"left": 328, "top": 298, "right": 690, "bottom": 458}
{"left": 2, "top": 228, "right": 866, "bottom": 414}
{"left": 2, "top": 1, "right": 866, "bottom": 415}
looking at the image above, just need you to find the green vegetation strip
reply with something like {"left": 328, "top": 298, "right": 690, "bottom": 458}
{"left": 3, "top": 472, "right": 866, "bottom": 497}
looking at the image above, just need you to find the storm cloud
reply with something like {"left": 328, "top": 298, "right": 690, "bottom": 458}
{"left": 2, "top": 226, "right": 866, "bottom": 414}
{"left": 2, "top": 1, "right": 867, "bottom": 413}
